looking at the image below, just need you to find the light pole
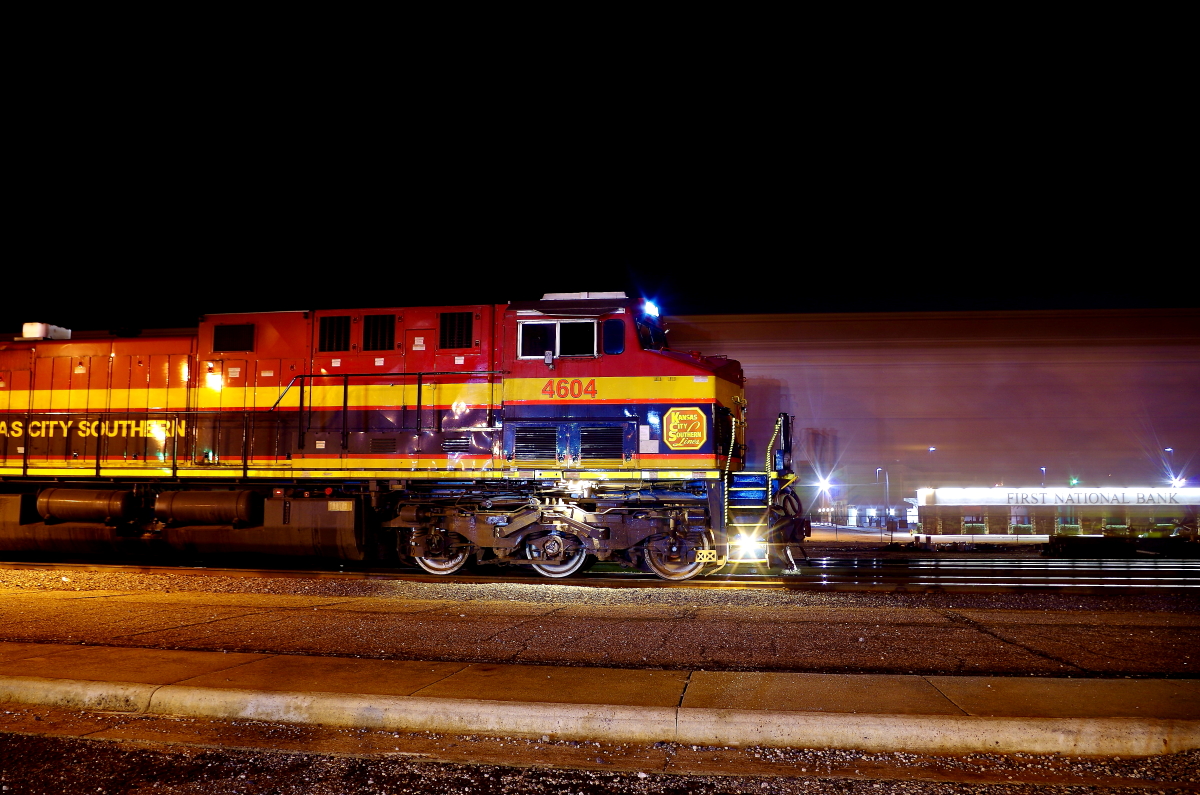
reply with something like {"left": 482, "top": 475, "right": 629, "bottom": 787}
{"left": 885, "top": 469, "right": 891, "bottom": 541}
{"left": 1040, "top": 466, "right": 1046, "bottom": 488}
{"left": 876, "top": 467, "right": 891, "bottom": 542}
{"left": 1166, "top": 448, "right": 1174, "bottom": 478}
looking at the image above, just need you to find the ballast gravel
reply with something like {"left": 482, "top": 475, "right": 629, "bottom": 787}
{"left": 2, "top": 565, "right": 1198, "bottom": 615}
{"left": 0, "top": 713, "right": 1198, "bottom": 794}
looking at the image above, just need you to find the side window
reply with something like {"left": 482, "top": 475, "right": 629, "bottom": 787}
{"left": 558, "top": 321, "right": 595, "bottom": 356}
{"left": 519, "top": 323, "right": 556, "bottom": 358}
{"left": 439, "top": 312, "right": 473, "bottom": 349}
{"left": 602, "top": 319, "right": 625, "bottom": 355}
{"left": 362, "top": 315, "right": 395, "bottom": 351}
{"left": 318, "top": 316, "right": 351, "bottom": 352}
{"left": 213, "top": 324, "right": 254, "bottom": 352}
{"left": 518, "top": 321, "right": 597, "bottom": 358}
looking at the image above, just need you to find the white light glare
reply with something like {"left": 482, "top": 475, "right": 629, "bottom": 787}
{"left": 733, "top": 533, "right": 764, "bottom": 558}
{"left": 643, "top": 300, "right": 660, "bottom": 317}
{"left": 817, "top": 477, "right": 832, "bottom": 492}
{"left": 1172, "top": 477, "right": 1186, "bottom": 488}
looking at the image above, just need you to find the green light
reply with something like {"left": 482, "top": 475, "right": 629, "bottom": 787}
{"left": 1069, "top": 477, "right": 1079, "bottom": 486}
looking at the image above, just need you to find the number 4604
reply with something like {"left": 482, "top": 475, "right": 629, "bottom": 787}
{"left": 541, "top": 379, "right": 597, "bottom": 398}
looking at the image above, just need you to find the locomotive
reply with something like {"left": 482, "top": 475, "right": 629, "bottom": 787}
{"left": 0, "top": 293, "right": 807, "bottom": 580}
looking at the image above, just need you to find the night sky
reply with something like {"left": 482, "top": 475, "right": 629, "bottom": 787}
{"left": 10, "top": 219, "right": 1187, "bottom": 337}
{"left": 8, "top": 114, "right": 1190, "bottom": 336}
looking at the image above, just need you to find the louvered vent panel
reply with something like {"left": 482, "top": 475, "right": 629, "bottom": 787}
{"left": 319, "top": 316, "right": 351, "bottom": 352}
{"left": 441, "top": 437, "right": 470, "bottom": 453}
{"left": 363, "top": 315, "right": 395, "bottom": 351}
{"left": 369, "top": 437, "right": 398, "bottom": 454}
{"left": 580, "top": 426, "right": 625, "bottom": 461}
{"left": 439, "top": 312, "right": 473, "bottom": 349}
{"left": 513, "top": 427, "right": 559, "bottom": 461}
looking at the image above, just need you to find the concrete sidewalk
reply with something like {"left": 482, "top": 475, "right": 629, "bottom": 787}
{"left": 0, "top": 641, "right": 1197, "bottom": 757}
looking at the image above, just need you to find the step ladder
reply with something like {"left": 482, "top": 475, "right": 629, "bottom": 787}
{"left": 726, "top": 470, "right": 777, "bottom": 567}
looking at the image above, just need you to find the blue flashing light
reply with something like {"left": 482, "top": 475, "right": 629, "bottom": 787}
{"left": 643, "top": 300, "right": 660, "bottom": 317}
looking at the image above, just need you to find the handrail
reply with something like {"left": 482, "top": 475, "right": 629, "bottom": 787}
{"left": 269, "top": 370, "right": 508, "bottom": 450}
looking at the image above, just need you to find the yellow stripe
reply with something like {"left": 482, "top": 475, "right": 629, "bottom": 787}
{"left": 20, "top": 377, "right": 736, "bottom": 413}
{"left": 503, "top": 376, "right": 729, "bottom": 403}
{"left": 28, "top": 388, "right": 191, "bottom": 412}
{"left": 0, "top": 466, "right": 722, "bottom": 481}
{"left": 192, "top": 382, "right": 499, "bottom": 410}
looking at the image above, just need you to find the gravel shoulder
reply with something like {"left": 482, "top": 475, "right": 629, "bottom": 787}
{"left": 2, "top": 703, "right": 1198, "bottom": 794}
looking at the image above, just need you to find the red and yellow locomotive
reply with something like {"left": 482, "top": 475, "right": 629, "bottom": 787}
{"left": 0, "top": 293, "right": 803, "bottom": 580}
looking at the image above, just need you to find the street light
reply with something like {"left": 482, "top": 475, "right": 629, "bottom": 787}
{"left": 1040, "top": 466, "right": 1046, "bottom": 488}
{"left": 876, "top": 467, "right": 891, "bottom": 542}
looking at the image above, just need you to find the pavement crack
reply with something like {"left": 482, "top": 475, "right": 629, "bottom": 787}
{"left": 943, "top": 610, "right": 1088, "bottom": 673}
{"left": 111, "top": 609, "right": 284, "bottom": 640}
{"left": 474, "top": 611, "right": 560, "bottom": 645}
{"left": 676, "top": 669, "right": 692, "bottom": 709}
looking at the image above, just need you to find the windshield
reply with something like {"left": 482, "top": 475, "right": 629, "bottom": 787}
{"left": 635, "top": 314, "right": 667, "bottom": 350}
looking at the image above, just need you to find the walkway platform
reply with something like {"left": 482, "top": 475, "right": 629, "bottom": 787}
{"left": 0, "top": 641, "right": 1197, "bottom": 757}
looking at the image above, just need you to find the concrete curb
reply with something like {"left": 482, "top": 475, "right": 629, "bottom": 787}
{"left": 149, "top": 686, "right": 679, "bottom": 744}
{"left": 2, "top": 676, "right": 1198, "bottom": 756}
{"left": 676, "top": 708, "right": 1200, "bottom": 756}
{"left": 0, "top": 675, "right": 157, "bottom": 714}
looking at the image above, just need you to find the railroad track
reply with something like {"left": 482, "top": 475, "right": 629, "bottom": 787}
{"left": 2, "top": 557, "right": 1198, "bottom": 592}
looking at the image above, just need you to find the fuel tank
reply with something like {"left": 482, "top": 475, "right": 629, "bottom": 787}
{"left": 36, "top": 488, "right": 136, "bottom": 524}
{"left": 160, "top": 497, "right": 364, "bottom": 559}
{"left": 154, "top": 491, "right": 263, "bottom": 526}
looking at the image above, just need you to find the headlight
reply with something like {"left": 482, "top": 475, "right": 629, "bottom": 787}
{"left": 733, "top": 533, "right": 764, "bottom": 558}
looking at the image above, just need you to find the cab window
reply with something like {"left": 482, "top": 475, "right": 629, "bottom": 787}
{"left": 519, "top": 320, "right": 596, "bottom": 358}
{"left": 602, "top": 319, "right": 625, "bottom": 355}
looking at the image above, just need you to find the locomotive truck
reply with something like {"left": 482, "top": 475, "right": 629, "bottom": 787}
{"left": 0, "top": 293, "right": 808, "bottom": 580}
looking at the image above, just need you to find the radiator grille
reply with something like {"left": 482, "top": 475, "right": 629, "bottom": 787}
{"left": 440, "top": 312, "right": 473, "bottom": 349}
{"left": 363, "top": 314, "right": 395, "bottom": 351}
{"left": 319, "top": 316, "right": 351, "bottom": 352}
{"left": 369, "top": 437, "right": 398, "bottom": 454}
{"left": 512, "top": 427, "right": 559, "bottom": 461}
{"left": 212, "top": 324, "right": 254, "bottom": 352}
{"left": 441, "top": 437, "right": 469, "bottom": 453}
{"left": 580, "top": 426, "right": 625, "bottom": 461}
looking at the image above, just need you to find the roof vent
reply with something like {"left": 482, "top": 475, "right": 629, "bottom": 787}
{"left": 17, "top": 323, "right": 71, "bottom": 341}
{"left": 541, "top": 292, "right": 628, "bottom": 300}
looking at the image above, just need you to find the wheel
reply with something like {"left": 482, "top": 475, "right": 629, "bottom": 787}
{"left": 526, "top": 533, "right": 589, "bottom": 578}
{"left": 411, "top": 531, "right": 471, "bottom": 575}
{"left": 643, "top": 530, "right": 710, "bottom": 581}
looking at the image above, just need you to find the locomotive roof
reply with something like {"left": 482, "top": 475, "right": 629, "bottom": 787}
{"left": 507, "top": 297, "right": 637, "bottom": 316}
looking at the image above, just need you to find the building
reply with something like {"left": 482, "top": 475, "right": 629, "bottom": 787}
{"left": 670, "top": 308, "right": 1200, "bottom": 533}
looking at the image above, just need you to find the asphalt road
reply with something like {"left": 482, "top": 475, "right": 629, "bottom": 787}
{"left": 2, "top": 566, "right": 1198, "bottom": 794}
{"left": 0, "top": 567, "right": 1197, "bottom": 677}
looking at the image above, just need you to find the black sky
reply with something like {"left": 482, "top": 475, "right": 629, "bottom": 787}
{"left": 8, "top": 84, "right": 1190, "bottom": 335}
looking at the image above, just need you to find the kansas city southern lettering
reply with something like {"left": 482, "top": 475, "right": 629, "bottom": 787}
{"left": 0, "top": 418, "right": 186, "bottom": 439}
{"left": 663, "top": 407, "right": 707, "bottom": 451}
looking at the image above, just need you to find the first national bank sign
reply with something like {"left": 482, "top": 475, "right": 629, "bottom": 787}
{"left": 919, "top": 487, "right": 1200, "bottom": 507}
